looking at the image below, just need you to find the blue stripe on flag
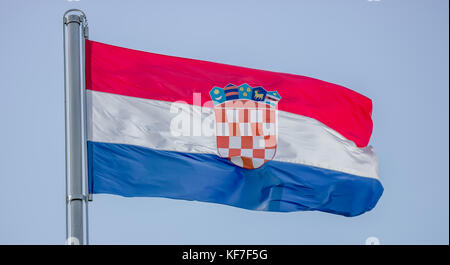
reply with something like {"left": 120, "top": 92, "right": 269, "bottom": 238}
{"left": 225, "top": 95, "right": 239, "bottom": 100}
{"left": 88, "top": 141, "right": 383, "bottom": 217}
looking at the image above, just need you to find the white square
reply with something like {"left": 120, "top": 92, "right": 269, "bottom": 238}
{"left": 238, "top": 109, "right": 248, "bottom": 123}
{"left": 253, "top": 136, "right": 265, "bottom": 149}
{"left": 216, "top": 122, "right": 229, "bottom": 136}
{"left": 226, "top": 109, "right": 238, "bottom": 122}
{"left": 229, "top": 136, "right": 241, "bottom": 149}
{"left": 250, "top": 110, "right": 263, "bottom": 122}
{"left": 218, "top": 148, "right": 229, "bottom": 157}
{"left": 241, "top": 149, "right": 253, "bottom": 157}
{"left": 258, "top": 110, "right": 263, "bottom": 122}
{"left": 250, "top": 110, "right": 257, "bottom": 122}
{"left": 262, "top": 123, "right": 275, "bottom": 135}
{"left": 252, "top": 158, "right": 265, "bottom": 168}
{"left": 230, "top": 156, "right": 243, "bottom": 167}
{"left": 239, "top": 123, "right": 252, "bottom": 136}
{"left": 265, "top": 149, "right": 275, "bottom": 159}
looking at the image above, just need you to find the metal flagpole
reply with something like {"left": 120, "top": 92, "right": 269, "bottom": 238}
{"left": 63, "top": 9, "right": 90, "bottom": 245}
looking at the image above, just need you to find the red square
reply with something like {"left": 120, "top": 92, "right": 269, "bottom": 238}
{"left": 263, "top": 109, "right": 275, "bottom": 123}
{"left": 264, "top": 135, "right": 277, "bottom": 149}
{"left": 215, "top": 108, "right": 226, "bottom": 122}
{"left": 228, "top": 122, "right": 240, "bottom": 136}
{"left": 251, "top": 123, "right": 263, "bottom": 136}
{"left": 217, "top": 136, "right": 229, "bottom": 148}
{"left": 241, "top": 157, "right": 254, "bottom": 169}
{"left": 241, "top": 136, "right": 253, "bottom": 149}
{"left": 228, "top": 149, "right": 241, "bottom": 157}
{"left": 253, "top": 149, "right": 265, "bottom": 159}
{"left": 238, "top": 109, "right": 249, "bottom": 123}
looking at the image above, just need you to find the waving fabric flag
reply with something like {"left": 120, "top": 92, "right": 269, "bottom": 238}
{"left": 85, "top": 40, "right": 383, "bottom": 217}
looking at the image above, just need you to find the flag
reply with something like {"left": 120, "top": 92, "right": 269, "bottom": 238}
{"left": 85, "top": 40, "right": 383, "bottom": 217}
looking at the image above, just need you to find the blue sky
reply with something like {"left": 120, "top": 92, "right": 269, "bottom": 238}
{"left": 0, "top": 0, "right": 448, "bottom": 244}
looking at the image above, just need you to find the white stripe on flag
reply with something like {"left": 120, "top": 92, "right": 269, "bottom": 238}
{"left": 87, "top": 90, "right": 379, "bottom": 180}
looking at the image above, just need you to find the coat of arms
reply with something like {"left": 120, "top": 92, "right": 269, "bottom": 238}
{"left": 209, "top": 84, "right": 281, "bottom": 169}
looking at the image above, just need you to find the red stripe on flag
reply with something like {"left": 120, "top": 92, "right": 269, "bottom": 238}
{"left": 85, "top": 40, "right": 373, "bottom": 147}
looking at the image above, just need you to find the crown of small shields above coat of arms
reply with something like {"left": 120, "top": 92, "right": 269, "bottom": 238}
{"left": 209, "top": 84, "right": 281, "bottom": 169}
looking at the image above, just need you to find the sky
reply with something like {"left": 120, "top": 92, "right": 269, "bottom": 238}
{"left": 0, "top": 0, "right": 448, "bottom": 244}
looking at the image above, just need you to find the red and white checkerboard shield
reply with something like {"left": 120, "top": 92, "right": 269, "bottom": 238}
{"left": 214, "top": 99, "right": 277, "bottom": 169}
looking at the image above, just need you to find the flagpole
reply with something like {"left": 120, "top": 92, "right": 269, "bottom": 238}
{"left": 63, "top": 9, "right": 89, "bottom": 245}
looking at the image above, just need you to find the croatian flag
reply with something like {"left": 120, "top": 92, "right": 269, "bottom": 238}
{"left": 86, "top": 40, "right": 383, "bottom": 217}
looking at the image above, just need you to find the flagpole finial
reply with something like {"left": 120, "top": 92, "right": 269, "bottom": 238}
{"left": 64, "top": 10, "right": 88, "bottom": 39}
{"left": 63, "top": 9, "right": 86, "bottom": 18}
